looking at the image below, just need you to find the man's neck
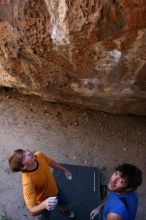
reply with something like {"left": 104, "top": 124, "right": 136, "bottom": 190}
{"left": 115, "top": 190, "right": 129, "bottom": 195}
{"left": 26, "top": 160, "right": 38, "bottom": 172}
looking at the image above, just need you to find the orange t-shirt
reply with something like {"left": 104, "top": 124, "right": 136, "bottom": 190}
{"left": 22, "top": 151, "right": 58, "bottom": 209}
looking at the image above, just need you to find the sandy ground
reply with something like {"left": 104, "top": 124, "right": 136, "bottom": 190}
{"left": 0, "top": 88, "right": 145, "bottom": 220}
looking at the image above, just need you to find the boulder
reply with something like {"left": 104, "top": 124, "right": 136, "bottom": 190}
{"left": 0, "top": 0, "right": 146, "bottom": 115}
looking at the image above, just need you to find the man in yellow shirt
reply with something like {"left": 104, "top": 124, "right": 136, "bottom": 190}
{"left": 8, "top": 149, "right": 75, "bottom": 219}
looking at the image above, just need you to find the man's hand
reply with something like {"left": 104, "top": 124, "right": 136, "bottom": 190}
{"left": 29, "top": 196, "right": 58, "bottom": 216}
{"left": 64, "top": 169, "right": 72, "bottom": 180}
{"left": 90, "top": 206, "right": 100, "bottom": 219}
{"left": 50, "top": 160, "right": 72, "bottom": 180}
{"left": 42, "top": 196, "right": 58, "bottom": 211}
{"left": 90, "top": 202, "right": 104, "bottom": 220}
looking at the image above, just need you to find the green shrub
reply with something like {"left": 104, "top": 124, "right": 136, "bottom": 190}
{"left": 0, "top": 212, "right": 9, "bottom": 220}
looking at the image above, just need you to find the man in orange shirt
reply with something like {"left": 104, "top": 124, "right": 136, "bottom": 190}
{"left": 8, "top": 149, "right": 75, "bottom": 219}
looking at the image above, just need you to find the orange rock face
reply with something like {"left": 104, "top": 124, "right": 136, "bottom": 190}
{"left": 0, "top": 0, "right": 146, "bottom": 115}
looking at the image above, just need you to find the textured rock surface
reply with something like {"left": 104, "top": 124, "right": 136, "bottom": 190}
{"left": 0, "top": 0, "right": 146, "bottom": 115}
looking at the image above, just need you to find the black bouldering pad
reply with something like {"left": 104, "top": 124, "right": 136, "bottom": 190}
{"left": 50, "top": 164, "right": 100, "bottom": 220}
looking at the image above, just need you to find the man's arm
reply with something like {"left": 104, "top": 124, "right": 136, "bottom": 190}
{"left": 50, "top": 160, "right": 72, "bottom": 179}
{"left": 29, "top": 200, "right": 47, "bottom": 216}
{"left": 29, "top": 197, "right": 58, "bottom": 216}
{"left": 107, "top": 213, "right": 123, "bottom": 220}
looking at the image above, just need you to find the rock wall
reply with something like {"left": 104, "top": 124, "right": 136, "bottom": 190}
{"left": 0, "top": 0, "right": 146, "bottom": 115}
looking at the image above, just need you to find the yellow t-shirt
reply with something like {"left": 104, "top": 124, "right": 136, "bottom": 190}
{"left": 22, "top": 151, "right": 58, "bottom": 209}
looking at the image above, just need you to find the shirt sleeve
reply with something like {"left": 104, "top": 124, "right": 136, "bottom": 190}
{"left": 37, "top": 151, "right": 53, "bottom": 166}
{"left": 108, "top": 206, "right": 128, "bottom": 220}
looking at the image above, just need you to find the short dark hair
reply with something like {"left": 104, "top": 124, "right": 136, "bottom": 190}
{"left": 115, "top": 163, "right": 142, "bottom": 191}
{"left": 8, "top": 149, "right": 24, "bottom": 172}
